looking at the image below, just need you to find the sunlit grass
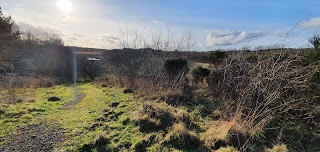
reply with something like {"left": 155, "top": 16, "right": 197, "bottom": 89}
{"left": 0, "top": 85, "right": 73, "bottom": 138}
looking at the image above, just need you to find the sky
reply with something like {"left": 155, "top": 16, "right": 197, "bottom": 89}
{"left": 1, "top": 0, "right": 320, "bottom": 51}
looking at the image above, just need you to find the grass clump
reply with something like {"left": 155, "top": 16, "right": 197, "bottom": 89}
{"left": 132, "top": 102, "right": 175, "bottom": 132}
{"left": 201, "top": 121, "right": 236, "bottom": 148}
{"left": 78, "top": 134, "right": 111, "bottom": 152}
{"left": 215, "top": 146, "right": 239, "bottom": 152}
{"left": 162, "top": 122, "right": 201, "bottom": 149}
{"left": 265, "top": 144, "right": 288, "bottom": 152}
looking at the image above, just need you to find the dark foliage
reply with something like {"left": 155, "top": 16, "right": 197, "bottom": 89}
{"left": 192, "top": 66, "right": 211, "bottom": 84}
{"left": 209, "top": 50, "right": 227, "bottom": 64}
{"left": 164, "top": 58, "right": 189, "bottom": 80}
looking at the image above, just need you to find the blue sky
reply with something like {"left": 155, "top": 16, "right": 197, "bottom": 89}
{"left": 1, "top": 0, "right": 320, "bottom": 50}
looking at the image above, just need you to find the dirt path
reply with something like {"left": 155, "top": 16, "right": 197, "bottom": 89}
{"left": 0, "top": 88, "right": 86, "bottom": 152}
{"left": 60, "top": 90, "right": 85, "bottom": 110}
{"left": 0, "top": 84, "right": 127, "bottom": 151}
{"left": 0, "top": 123, "right": 64, "bottom": 152}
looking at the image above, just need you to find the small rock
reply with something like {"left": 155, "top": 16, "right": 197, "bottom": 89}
{"left": 48, "top": 97, "right": 61, "bottom": 102}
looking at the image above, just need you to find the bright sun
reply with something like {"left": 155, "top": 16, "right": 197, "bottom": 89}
{"left": 57, "top": 0, "right": 73, "bottom": 13}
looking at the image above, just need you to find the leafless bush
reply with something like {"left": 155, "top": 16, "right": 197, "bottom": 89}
{"left": 0, "top": 74, "right": 58, "bottom": 104}
{"left": 208, "top": 51, "right": 315, "bottom": 136}
{"left": 1, "top": 74, "right": 30, "bottom": 104}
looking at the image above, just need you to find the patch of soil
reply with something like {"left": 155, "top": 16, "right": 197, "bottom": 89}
{"left": 60, "top": 91, "right": 85, "bottom": 110}
{"left": 48, "top": 97, "right": 61, "bottom": 102}
{"left": 0, "top": 123, "right": 64, "bottom": 152}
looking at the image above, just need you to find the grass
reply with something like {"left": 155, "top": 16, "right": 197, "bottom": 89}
{"left": 0, "top": 85, "right": 73, "bottom": 138}
{"left": 265, "top": 144, "right": 288, "bottom": 152}
{"left": 201, "top": 120, "right": 235, "bottom": 148}
{"left": 1, "top": 82, "right": 311, "bottom": 151}
{"left": 215, "top": 146, "right": 239, "bottom": 152}
{"left": 161, "top": 122, "right": 201, "bottom": 149}
{"left": 0, "top": 83, "right": 143, "bottom": 151}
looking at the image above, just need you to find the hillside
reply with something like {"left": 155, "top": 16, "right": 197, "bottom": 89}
{"left": 1, "top": 6, "right": 320, "bottom": 152}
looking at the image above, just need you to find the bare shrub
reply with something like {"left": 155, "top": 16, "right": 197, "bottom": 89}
{"left": 0, "top": 74, "right": 34, "bottom": 104}
{"left": 207, "top": 51, "right": 316, "bottom": 147}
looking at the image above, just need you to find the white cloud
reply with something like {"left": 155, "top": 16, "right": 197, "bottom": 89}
{"left": 300, "top": 17, "right": 320, "bottom": 29}
{"left": 206, "top": 29, "right": 265, "bottom": 46}
{"left": 63, "top": 32, "right": 121, "bottom": 49}
{"left": 151, "top": 20, "right": 164, "bottom": 25}
{"left": 62, "top": 16, "right": 79, "bottom": 23}
{"left": 17, "top": 22, "right": 64, "bottom": 37}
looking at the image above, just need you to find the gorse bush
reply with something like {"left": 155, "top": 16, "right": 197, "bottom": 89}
{"left": 309, "top": 34, "right": 320, "bottom": 49}
{"left": 164, "top": 58, "right": 188, "bottom": 80}
{"left": 192, "top": 66, "right": 211, "bottom": 84}
{"left": 304, "top": 48, "right": 320, "bottom": 65}
{"left": 209, "top": 50, "right": 227, "bottom": 64}
{"left": 245, "top": 54, "right": 258, "bottom": 63}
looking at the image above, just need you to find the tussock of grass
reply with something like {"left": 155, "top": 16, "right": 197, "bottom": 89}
{"left": 202, "top": 121, "right": 236, "bottom": 147}
{"left": 132, "top": 102, "right": 175, "bottom": 132}
{"left": 265, "top": 144, "right": 288, "bottom": 152}
{"left": 215, "top": 146, "right": 239, "bottom": 152}
{"left": 93, "top": 133, "right": 109, "bottom": 146}
{"left": 162, "top": 122, "right": 201, "bottom": 149}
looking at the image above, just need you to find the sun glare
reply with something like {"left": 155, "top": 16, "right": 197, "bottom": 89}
{"left": 57, "top": 0, "right": 73, "bottom": 13}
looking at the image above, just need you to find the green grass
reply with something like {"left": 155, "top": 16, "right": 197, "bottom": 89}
{"left": 0, "top": 85, "right": 73, "bottom": 138}
{"left": 2, "top": 83, "right": 303, "bottom": 152}
{"left": 0, "top": 83, "right": 144, "bottom": 151}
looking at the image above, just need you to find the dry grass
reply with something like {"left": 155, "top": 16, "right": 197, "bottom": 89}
{"left": 162, "top": 122, "right": 200, "bottom": 148}
{"left": 265, "top": 144, "right": 288, "bottom": 152}
{"left": 132, "top": 102, "right": 175, "bottom": 132}
{"left": 202, "top": 120, "right": 238, "bottom": 147}
{"left": 215, "top": 146, "right": 239, "bottom": 152}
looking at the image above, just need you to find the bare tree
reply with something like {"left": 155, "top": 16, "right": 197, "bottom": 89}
{"left": 118, "top": 24, "right": 197, "bottom": 51}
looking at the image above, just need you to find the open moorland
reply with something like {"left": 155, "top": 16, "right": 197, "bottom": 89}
{"left": 1, "top": 6, "right": 320, "bottom": 152}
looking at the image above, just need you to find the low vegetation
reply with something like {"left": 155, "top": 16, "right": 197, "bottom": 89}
{"left": 0, "top": 7, "right": 319, "bottom": 152}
